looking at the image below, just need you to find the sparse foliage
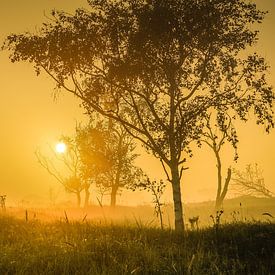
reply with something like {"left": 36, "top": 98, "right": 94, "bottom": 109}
{"left": 232, "top": 163, "right": 274, "bottom": 198}
{"left": 96, "top": 184, "right": 109, "bottom": 206}
{"left": 36, "top": 117, "right": 142, "bottom": 208}
{"left": 76, "top": 118, "right": 143, "bottom": 207}
{"left": 200, "top": 114, "right": 237, "bottom": 209}
{"left": 134, "top": 177, "right": 166, "bottom": 229}
{"left": 3, "top": 0, "right": 274, "bottom": 231}
{"left": 75, "top": 120, "right": 114, "bottom": 207}
{"left": 35, "top": 138, "right": 85, "bottom": 207}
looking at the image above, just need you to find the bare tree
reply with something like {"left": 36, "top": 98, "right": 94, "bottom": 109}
{"left": 232, "top": 163, "right": 274, "bottom": 198}
{"left": 96, "top": 184, "right": 109, "bottom": 206}
{"left": 200, "top": 114, "right": 238, "bottom": 209}
{"left": 35, "top": 138, "right": 84, "bottom": 207}
{"left": 133, "top": 177, "right": 166, "bottom": 229}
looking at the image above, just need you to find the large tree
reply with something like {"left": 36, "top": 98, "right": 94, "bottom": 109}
{"left": 3, "top": 0, "right": 274, "bottom": 232}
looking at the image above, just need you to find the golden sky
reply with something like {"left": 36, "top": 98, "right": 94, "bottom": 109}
{"left": 0, "top": 0, "right": 274, "bottom": 206}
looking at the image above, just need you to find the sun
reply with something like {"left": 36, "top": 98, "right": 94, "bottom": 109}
{"left": 55, "top": 142, "right": 67, "bottom": 154}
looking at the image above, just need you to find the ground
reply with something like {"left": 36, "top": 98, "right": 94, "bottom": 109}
{"left": 0, "top": 197, "right": 274, "bottom": 274}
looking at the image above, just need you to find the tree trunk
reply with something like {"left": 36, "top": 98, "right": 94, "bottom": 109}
{"left": 216, "top": 168, "right": 232, "bottom": 210}
{"left": 159, "top": 205, "right": 164, "bottom": 230}
{"left": 76, "top": 191, "right": 81, "bottom": 208}
{"left": 111, "top": 133, "right": 123, "bottom": 208}
{"left": 215, "top": 197, "right": 222, "bottom": 211}
{"left": 110, "top": 185, "right": 118, "bottom": 207}
{"left": 215, "top": 150, "right": 222, "bottom": 210}
{"left": 170, "top": 165, "right": 185, "bottom": 232}
{"left": 84, "top": 185, "right": 90, "bottom": 208}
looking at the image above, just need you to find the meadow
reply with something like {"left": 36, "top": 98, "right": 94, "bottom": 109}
{"left": 0, "top": 215, "right": 274, "bottom": 274}
{"left": 0, "top": 196, "right": 274, "bottom": 274}
{"left": 6, "top": 196, "right": 275, "bottom": 227}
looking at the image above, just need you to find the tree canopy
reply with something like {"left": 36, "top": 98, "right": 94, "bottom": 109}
{"left": 76, "top": 118, "right": 143, "bottom": 207}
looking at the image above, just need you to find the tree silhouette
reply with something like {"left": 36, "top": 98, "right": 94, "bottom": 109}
{"left": 75, "top": 121, "right": 112, "bottom": 207}
{"left": 76, "top": 118, "right": 142, "bottom": 207}
{"left": 232, "top": 163, "right": 274, "bottom": 198}
{"left": 35, "top": 138, "right": 84, "bottom": 207}
{"left": 133, "top": 177, "right": 167, "bottom": 229}
{"left": 200, "top": 114, "right": 238, "bottom": 210}
{"left": 4, "top": 0, "right": 274, "bottom": 232}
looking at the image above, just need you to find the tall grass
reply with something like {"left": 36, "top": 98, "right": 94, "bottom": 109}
{"left": 0, "top": 214, "right": 274, "bottom": 274}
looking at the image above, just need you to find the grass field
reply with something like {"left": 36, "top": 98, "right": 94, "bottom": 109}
{"left": 5, "top": 196, "right": 275, "bottom": 228}
{"left": 0, "top": 213, "right": 274, "bottom": 274}
{"left": 0, "top": 196, "right": 274, "bottom": 274}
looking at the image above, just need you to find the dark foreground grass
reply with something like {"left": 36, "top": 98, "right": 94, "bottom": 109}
{"left": 0, "top": 215, "right": 274, "bottom": 274}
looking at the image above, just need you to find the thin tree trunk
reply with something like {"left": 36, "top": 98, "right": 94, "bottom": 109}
{"left": 216, "top": 168, "right": 232, "bottom": 210}
{"left": 171, "top": 165, "right": 185, "bottom": 232}
{"left": 215, "top": 147, "right": 232, "bottom": 210}
{"left": 159, "top": 205, "right": 164, "bottom": 230}
{"left": 215, "top": 150, "right": 222, "bottom": 210}
{"left": 76, "top": 191, "right": 81, "bottom": 208}
{"left": 215, "top": 198, "right": 222, "bottom": 211}
{"left": 110, "top": 132, "right": 123, "bottom": 208}
{"left": 221, "top": 168, "right": 231, "bottom": 199}
{"left": 110, "top": 185, "right": 118, "bottom": 207}
{"left": 84, "top": 185, "right": 90, "bottom": 208}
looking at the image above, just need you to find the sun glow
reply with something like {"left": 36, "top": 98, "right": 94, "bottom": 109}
{"left": 55, "top": 142, "right": 67, "bottom": 154}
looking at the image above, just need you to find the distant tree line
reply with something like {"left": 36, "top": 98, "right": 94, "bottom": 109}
{"left": 36, "top": 116, "right": 144, "bottom": 208}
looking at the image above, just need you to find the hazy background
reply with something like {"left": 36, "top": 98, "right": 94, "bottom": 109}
{"left": 0, "top": 0, "right": 274, "bottom": 206}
